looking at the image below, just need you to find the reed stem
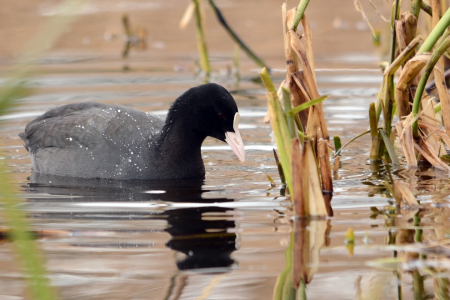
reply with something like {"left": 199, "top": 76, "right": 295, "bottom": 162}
{"left": 418, "top": 7, "right": 450, "bottom": 54}
{"left": 411, "top": 0, "right": 423, "bottom": 18}
{"left": 291, "top": 0, "right": 310, "bottom": 31}
{"left": 369, "top": 103, "right": 381, "bottom": 160}
{"left": 412, "top": 34, "right": 450, "bottom": 137}
{"left": 282, "top": 87, "right": 296, "bottom": 138}
{"left": 192, "top": 0, "right": 211, "bottom": 76}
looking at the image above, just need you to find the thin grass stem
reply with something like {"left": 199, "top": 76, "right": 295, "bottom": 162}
{"left": 291, "top": 0, "right": 310, "bottom": 31}
{"left": 192, "top": 0, "right": 211, "bottom": 76}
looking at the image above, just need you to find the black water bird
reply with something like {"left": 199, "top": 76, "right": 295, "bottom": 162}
{"left": 19, "top": 83, "right": 245, "bottom": 180}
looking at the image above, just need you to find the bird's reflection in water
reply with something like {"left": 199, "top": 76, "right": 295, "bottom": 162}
{"left": 26, "top": 173, "right": 237, "bottom": 271}
{"left": 165, "top": 207, "right": 236, "bottom": 271}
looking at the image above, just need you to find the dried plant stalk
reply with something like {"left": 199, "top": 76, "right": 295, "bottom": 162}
{"left": 304, "top": 140, "right": 327, "bottom": 218}
{"left": 396, "top": 53, "right": 431, "bottom": 91}
{"left": 433, "top": 64, "right": 450, "bottom": 133}
{"left": 300, "top": 15, "right": 316, "bottom": 83}
{"left": 289, "top": 30, "right": 319, "bottom": 99}
{"left": 317, "top": 129, "right": 333, "bottom": 217}
{"left": 403, "top": 11, "right": 418, "bottom": 45}
{"left": 395, "top": 20, "right": 407, "bottom": 54}
{"left": 395, "top": 120, "right": 417, "bottom": 166}
{"left": 414, "top": 139, "right": 450, "bottom": 170}
{"left": 421, "top": 97, "right": 444, "bottom": 154}
{"left": 285, "top": 8, "right": 308, "bottom": 128}
{"left": 333, "top": 156, "right": 340, "bottom": 173}
{"left": 292, "top": 138, "right": 308, "bottom": 217}
{"left": 290, "top": 30, "right": 329, "bottom": 143}
{"left": 384, "top": 36, "right": 422, "bottom": 76}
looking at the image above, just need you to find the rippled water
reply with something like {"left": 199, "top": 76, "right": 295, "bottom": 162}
{"left": 2, "top": 0, "right": 450, "bottom": 299}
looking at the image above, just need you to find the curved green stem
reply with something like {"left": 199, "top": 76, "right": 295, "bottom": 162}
{"left": 207, "top": 0, "right": 267, "bottom": 68}
{"left": 412, "top": 34, "right": 450, "bottom": 137}
{"left": 418, "top": 8, "right": 450, "bottom": 54}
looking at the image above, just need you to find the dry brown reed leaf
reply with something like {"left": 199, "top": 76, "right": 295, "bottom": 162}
{"left": 291, "top": 72, "right": 311, "bottom": 127}
{"left": 285, "top": 8, "right": 299, "bottom": 76}
{"left": 395, "top": 181, "right": 420, "bottom": 206}
{"left": 396, "top": 121, "right": 417, "bottom": 166}
{"left": 290, "top": 30, "right": 329, "bottom": 141}
{"left": 292, "top": 138, "right": 308, "bottom": 217}
{"left": 421, "top": 97, "right": 445, "bottom": 154}
{"left": 396, "top": 89, "right": 410, "bottom": 117}
{"left": 292, "top": 72, "right": 311, "bottom": 100}
{"left": 300, "top": 14, "right": 316, "bottom": 83}
{"left": 434, "top": 130, "right": 450, "bottom": 150}
{"left": 318, "top": 129, "right": 333, "bottom": 217}
{"left": 384, "top": 36, "right": 422, "bottom": 76}
{"left": 179, "top": 2, "right": 195, "bottom": 30}
{"left": 265, "top": 7, "right": 307, "bottom": 128}
{"left": 433, "top": 64, "right": 450, "bottom": 133}
{"left": 304, "top": 140, "right": 327, "bottom": 218}
{"left": 396, "top": 53, "right": 432, "bottom": 91}
{"left": 354, "top": 0, "right": 377, "bottom": 37}
{"left": 415, "top": 139, "right": 450, "bottom": 170}
{"left": 290, "top": 31, "right": 319, "bottom": 99}
{"left": 395, "top": 20, "right": 407, "bottom": 54}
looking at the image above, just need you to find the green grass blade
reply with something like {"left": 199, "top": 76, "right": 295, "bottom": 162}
{"left": 380, "top": 129, "right": 400, "bottom": 166}
{"left": 282, "top": 87, "right": 295, "bottom": 138}
{"left": 288, "top": 95, "right": 327, "bottom": 116}
{"left": 0, "top": 161, "right": 56, "bottom": 300}
{"left": 332, "top": 130, "right": 372, "bottom": 158}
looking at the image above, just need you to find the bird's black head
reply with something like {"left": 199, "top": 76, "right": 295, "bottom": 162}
{"left": 166, "top": 83, "right": 245, "bottom": 162}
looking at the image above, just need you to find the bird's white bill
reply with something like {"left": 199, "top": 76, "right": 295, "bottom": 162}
{"left": 225, "top": 112, "right": 246, "bottom": 162}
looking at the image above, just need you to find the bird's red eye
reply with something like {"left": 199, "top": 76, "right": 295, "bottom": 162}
{"left": 218, "top": 113, "right": 225, "bottom": 119}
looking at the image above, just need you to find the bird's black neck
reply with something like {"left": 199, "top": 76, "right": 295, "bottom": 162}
{"left": 151, "top": 115, "right": 206, "bottom": 179}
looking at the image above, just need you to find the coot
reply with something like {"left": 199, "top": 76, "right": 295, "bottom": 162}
{"left": 19, "top": 83, "right": 245, "bottom": 180}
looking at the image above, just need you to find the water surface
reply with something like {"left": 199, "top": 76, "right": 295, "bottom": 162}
{"left": 1, "top": 1, "right": 450, "bottom": 299}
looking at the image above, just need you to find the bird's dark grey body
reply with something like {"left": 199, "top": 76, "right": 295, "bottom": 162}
{"left": 19, "top": 84, "right": 243, "bottom": 180}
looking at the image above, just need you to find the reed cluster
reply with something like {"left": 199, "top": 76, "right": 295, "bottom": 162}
{"left": 367, "top": 1, "right": 450, "bottom": 173}
{"left": 260, "top": 0, "right": 332, "bottom": 219}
